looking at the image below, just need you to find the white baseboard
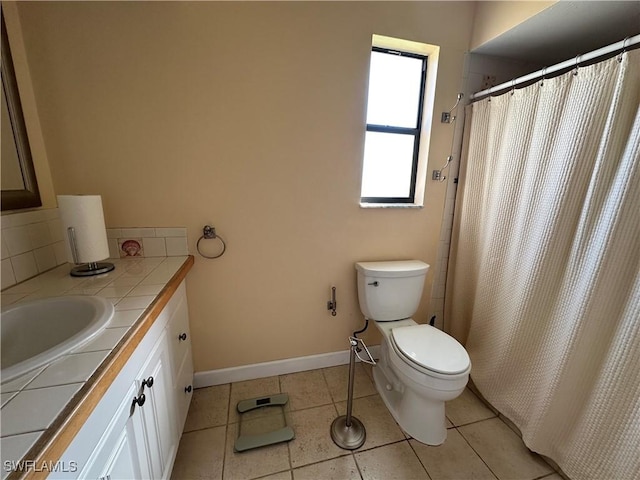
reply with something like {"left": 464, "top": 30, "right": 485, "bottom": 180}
{"left": 194, "top": 344, "right": 380, "bottom": 388}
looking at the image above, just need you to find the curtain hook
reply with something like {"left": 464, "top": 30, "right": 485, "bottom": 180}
{"left": 540, "top": 67, "right": 547, "bottom": 87}
{"left": 618, "top": 36, "right": 630, "bottom": 62}
{"left": 446, "top": 93, "right": 464, "bottom": 122}
{"left": 573, "top": 54, "right": 581, "bottom": 76}
{"left": 438, "top": 155, "right": 453, "bottom": 183}
{"left": 510, "top": 78, "right": 516, "bottom": 95}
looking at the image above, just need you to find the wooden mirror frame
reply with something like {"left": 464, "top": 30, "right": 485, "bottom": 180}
{"left": 1, "top": 11, "right": 41, "bottom": 211}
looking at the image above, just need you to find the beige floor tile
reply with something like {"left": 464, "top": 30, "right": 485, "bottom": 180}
{"left": 410, "top": 429, "right": 497, "bottom": 480}
{"left": 280, "top": 370, "right": 333, "bottom": 411}
{"left": 335, "top": 395, "right": 405, "bottom": 450}
{"left": 184, "top": 384, "right": 230, "bottom": 432}
{"left": 293, "top": 455, "right": 361, "bottom": 480}
{"left": 171, "top": 426, "right": 226, "bottom": 480}
{"left": 458, "top": 418, "right": 553, "bottom": 480}
{"left": 445, "top": 388, "right": 495, "bottom": 427}
{"left": 287, "top": 404, "right": 346, "bottom": 468}
{"left": 354, "top": 442, "right": 430, "bottom": 480}
{"left": 223, "top": 422, "right": 291, "bottom": 480}
{"left": 323, "top": 364, "right": 377, "bottom": 402}
{"left": 229, "top": 376, "right": 281, "bottom": 423}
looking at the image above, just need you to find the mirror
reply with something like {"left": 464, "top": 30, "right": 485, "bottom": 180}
{"left": 1, "top": 11, "right": 41, "bottom": 211}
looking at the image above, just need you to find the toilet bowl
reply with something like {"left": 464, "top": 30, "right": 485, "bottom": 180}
{"left": 355, "top": 260, "right": 470, "bottom": 445}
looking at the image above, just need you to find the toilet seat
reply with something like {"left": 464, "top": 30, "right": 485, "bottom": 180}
{"left": 391, "top": 324, "right": 470, "bottom": 375}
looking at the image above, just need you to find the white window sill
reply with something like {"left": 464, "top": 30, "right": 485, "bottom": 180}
{"left": 359, "top": 203, "right": 424, "bottom": 209}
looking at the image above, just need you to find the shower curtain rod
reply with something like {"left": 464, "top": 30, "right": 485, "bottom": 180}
{"left": 470, "top": 34, "right": 640, "bottom": 100}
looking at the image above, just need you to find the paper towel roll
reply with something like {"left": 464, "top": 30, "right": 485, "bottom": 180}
{"left": 57, "top": 195, "right": 110, "bottom": 264}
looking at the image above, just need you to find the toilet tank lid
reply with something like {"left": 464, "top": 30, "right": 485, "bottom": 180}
{"left": 356, "top": 260, "right": 429, "bottom": 278}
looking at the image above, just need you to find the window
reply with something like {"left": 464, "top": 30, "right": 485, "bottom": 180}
{"left": 360, "top": 47, "right": 427, "bottom": 204}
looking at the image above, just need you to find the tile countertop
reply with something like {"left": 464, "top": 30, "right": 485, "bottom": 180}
{"left": 0, "top": 256, "right": 194, "bottom": 479}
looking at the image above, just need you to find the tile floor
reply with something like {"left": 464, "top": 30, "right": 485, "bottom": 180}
{"left": 171, "top": 364, "right": 560, "bottom": 480}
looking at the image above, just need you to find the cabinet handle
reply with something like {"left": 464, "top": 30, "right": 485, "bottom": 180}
{"left": 184, "top": 385, "right": 192, "bottom": 393}
{"left": 142, "top": 376, "right": 154, "bottom": 390}
{"left": 131, "top": 393, "right": 146, "bottom": 412}
{"left": 178, "top": 332, "right": 187, "bottom": 341}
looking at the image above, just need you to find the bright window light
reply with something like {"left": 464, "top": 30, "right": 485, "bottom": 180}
{"left": 361, "top": 132, "right": 415, "bottom": 198}
{"left": 360, "top": 47, "right": 427, "bottom": 204}
{"left": 366, "top": 52, "right": 423, "bottom": 128}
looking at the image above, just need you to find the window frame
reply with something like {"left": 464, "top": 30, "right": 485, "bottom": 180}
{"left": 360, "top": 46, "right": 428, "bottom": 205}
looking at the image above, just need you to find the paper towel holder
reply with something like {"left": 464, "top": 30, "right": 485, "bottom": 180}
{"left": 67, "top": 227, "right": 115, "bottom": 277}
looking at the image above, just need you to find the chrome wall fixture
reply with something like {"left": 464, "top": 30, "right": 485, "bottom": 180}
{"left": 196, "top": 225, "right": 227, "bottom": 259}
{"left": 440, "top": 92, "right": 463, "bottom": 124}
{"left": 327, "top": 286, "right": 337, "bottom": 316}
{"left": 435, "top": 93, "right": 464, "bottom": 182}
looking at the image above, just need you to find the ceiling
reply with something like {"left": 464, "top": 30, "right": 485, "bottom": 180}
{"left": 472, "top": 1, "right": 640, "bottom": 66}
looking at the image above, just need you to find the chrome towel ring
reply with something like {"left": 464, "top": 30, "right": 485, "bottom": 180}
{"left": 197, "top": 225, "right": 226, "bottom": 259}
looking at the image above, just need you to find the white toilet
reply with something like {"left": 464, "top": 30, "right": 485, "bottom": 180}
{"left": 356, "top": 260, "right": 470, "bottom": 445}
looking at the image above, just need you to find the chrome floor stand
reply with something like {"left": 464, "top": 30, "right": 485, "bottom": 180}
{"left": 330, "top": 336, "right": 376, "bottom": 450}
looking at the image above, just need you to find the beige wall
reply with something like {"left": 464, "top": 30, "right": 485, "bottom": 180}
{"left": 1, "top": 2, "right": 56, "bottom": 211}
{"left": 470, "top": 1, "right": 556, "bottom": 50}
{"left": 16, "top": 1, "right": 475, "bottom": 371}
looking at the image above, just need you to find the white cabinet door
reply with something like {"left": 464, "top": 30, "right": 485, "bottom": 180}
{"left": 81, "top": 382, "right": 144, "bottom": 480}
{"left": 166, "top": 292, "right": 194, "bottom": 434}
{"left": 131, "top": 330, "right": 177, "bottom": 480}
{"left": 97, "top": 421, "right": 140, "bottom": 480}
{"left": 175, "top": 346, "right": 194, "bottom": 433}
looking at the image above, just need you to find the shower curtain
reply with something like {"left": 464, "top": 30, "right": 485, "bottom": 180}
{"left": 448, "top": 50, "right": 640, "bottom": 480}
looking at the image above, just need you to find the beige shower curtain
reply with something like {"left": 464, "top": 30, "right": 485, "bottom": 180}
{"left": 448, "top": 50, "right": 640, "bottom": 479}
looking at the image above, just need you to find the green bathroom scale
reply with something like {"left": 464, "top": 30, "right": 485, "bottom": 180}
{"left": 234, "top": 393, "right": 295, "bottom": 452}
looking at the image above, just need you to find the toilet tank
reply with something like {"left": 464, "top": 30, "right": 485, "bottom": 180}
{"left": 356, "top": 260, "right": 429, "bottom": 321}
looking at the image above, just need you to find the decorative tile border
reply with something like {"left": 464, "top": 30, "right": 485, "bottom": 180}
{"left": 107, "top": 227, "right": 188, "bottom": 259}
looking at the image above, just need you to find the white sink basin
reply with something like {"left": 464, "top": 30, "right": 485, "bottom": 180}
{"left": 1, "top": 296, "right": 114, "bottom": 384}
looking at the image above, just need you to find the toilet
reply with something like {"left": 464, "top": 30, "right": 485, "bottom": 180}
{"left": 356, "top": 260, "right": 470, "bottom": 445}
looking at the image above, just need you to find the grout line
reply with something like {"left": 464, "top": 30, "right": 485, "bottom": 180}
{"left": 455, "top": 424, "right": 501, "bottom": 480}
{"left": 181, "top": 423, "right": 228, "bottom": 435}
{"left": 406, "top": 438, "right": 435, "bottom": 480}
{"left": 350, "top": 450, "right": 365, "bottom": 480}
{"left": 449, "top": 414, "right": 497, "bottom": 429}
{"left": 320, "top": 365, "right": 337, "bottom": 403}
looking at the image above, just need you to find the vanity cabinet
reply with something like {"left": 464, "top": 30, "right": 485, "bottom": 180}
{"left": 50, "top": 281, "right": 193, "bottom": 480}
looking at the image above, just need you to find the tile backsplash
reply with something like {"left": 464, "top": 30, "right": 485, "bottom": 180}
{"left": 1, "top": 208, "right": 189, "bottom": 290}
{"left": 107, "top": 227, "right": 188, "bottom": 259}
{"left": 1, "top": 209, "right": 67, "bottom": 289}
